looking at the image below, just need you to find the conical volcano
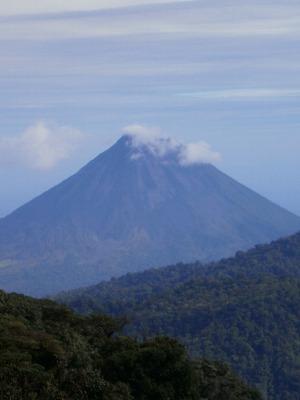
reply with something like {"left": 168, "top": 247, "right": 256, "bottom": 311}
{"left": 0, "top": 134, "right": 299, "bottom": 296}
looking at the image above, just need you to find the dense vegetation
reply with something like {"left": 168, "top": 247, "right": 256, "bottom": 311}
{"left": 59, "top": 232, "right": 300, "bottom": 400}
{"left": 0, "top": 289, "right": 261, "bottom": 400}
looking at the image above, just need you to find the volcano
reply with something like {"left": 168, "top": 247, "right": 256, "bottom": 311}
{"left": 0, "top": 134, "right": 299, "bottom": 296}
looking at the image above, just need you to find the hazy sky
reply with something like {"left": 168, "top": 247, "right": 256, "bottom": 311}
{"left": 1, "top": 0, "right": 300, "bottom": 217}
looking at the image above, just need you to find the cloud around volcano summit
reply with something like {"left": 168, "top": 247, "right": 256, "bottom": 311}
{"left": 122, "top": 124, "right": 221, "bottom": 165}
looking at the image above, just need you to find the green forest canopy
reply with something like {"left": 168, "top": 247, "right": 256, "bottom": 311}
{"left": 0, "top": 289, "right": 261, "bottom": 400}
{"left": 58, "top": 232, "right": 300, "bottom": 400}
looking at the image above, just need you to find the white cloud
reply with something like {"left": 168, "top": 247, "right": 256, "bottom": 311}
{"left": 123, "top": 124, "right": 221, "bottom": 165}
{"left": 123, "top": 124, "right": 162, "bottom": 144}
{"left": 179, "top": 142, "right": 221, "bottom": 165}
{"left": 123, "top": 124, "right": 180, "bottom": 158}
{"left": 0, "top": 121, "right": 84, "bottom": 170}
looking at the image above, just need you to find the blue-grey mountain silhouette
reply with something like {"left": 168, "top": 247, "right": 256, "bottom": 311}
{"left": 0, "top": 134, "right": 299, "bottom": 296}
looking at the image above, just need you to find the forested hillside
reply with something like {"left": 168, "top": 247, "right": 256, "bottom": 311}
{"left": 59, "top": 232, "right": 300, "bottom": 399}
{"left": 0, "top": 289, "right": 261, "bottom": 400}
{"left": 59, "top": 232, "right": 300, "bottom": 314}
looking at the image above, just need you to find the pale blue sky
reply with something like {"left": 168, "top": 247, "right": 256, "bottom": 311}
{"left": 0, "top": 0, "right": 300, "bottom": 217}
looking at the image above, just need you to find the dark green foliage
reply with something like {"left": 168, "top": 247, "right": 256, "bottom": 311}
{"left": 58, "top": 232, "right": 300, "bottom": 400}
{"left": 0, "top": 290, "right": 260, "bottom": 400}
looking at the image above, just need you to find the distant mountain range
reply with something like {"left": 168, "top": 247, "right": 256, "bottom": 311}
{"left": 58, "top": 232, "right": 300, "bottom": 400}
{"left": 0, "top": 134, "right": 300, "bottom": 296}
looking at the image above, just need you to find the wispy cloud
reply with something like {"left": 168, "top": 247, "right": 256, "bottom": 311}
{"left": 1, "top": 2, "right": 300, "bottom": 40}
{"left": 0, "top": 0, "right": 188, "bottom": 16}
{"left": 179, "top": 88, "right": 300, "bottom": 101}
{"left": 0, "top": 121, "right": 85, "bottom": 170}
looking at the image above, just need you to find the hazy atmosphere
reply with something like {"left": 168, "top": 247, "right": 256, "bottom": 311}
{"left": 1, "top": 3, "right": 300, "bottom": 399}
{"left": 1, "top": 0, "right": 300, "bottom": 217}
